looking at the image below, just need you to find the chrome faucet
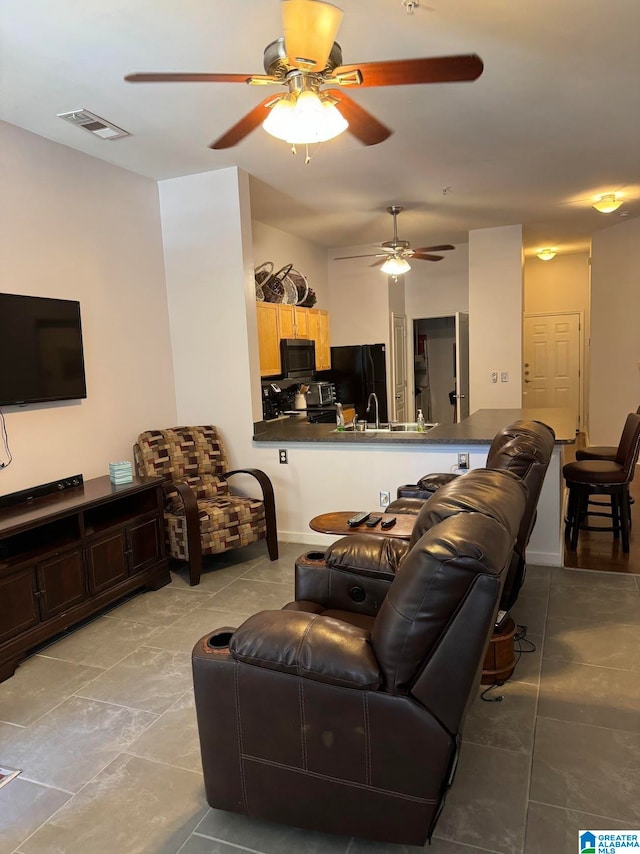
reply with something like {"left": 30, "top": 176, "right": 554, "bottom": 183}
{"left": 366, "top": 392, "right": 380, "bottom": 429}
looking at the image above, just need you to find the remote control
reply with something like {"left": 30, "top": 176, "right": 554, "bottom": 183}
{"left": 381, "top": 516, "right": 397, "bottom": 529}
{"left": 364, "top": 515, "right": 382, "bottom": 527}
{"left": 347, "top": 511, "right": 370, "bottom": 527}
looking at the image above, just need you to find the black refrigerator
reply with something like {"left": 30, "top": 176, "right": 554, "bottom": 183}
{"left": 327, "top": 344, "right": 388, "bottom": 423}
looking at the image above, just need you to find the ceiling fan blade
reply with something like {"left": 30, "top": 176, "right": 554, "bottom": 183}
{"left": 324, "top": 89, "right": 391, "bottom": 146}
{"left": 412, "top": 244, "right": 455, "bottom": 253}
{"left": 210, "top": 95, "right": 282, "bottom": 149}
{"left": 283, "top": 0, "right": 344, "bottom": 72}
{"left": 412, "top": 253, "right": 445, "bottom": 262}
{"left": 125, "top": 72, "right": 255, "bottom": 84}
{"left": 333, "top": 54, "right": 484, "bottom": 88}
{"left": 334, "top": 253, "right": 386, "bottom": 260}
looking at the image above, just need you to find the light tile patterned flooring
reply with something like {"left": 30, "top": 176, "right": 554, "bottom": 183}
{"left": 1, "top": 541, "right": 640, "bottom": 854}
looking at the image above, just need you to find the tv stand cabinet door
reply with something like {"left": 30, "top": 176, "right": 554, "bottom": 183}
{"left": 86, "top": 530, "right": 128, "bottom": 595}
{"left": 36, "top": 548, "right": 87, "bottom": 619}
{"left": 128, "top": 516, "right": 163, "bottom": 574}
{"left": 0, "top": 567, "right": 40, "bottom": 644}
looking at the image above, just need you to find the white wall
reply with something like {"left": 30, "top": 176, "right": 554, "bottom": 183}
{"left": 405, "top": 243, "right": 469, "bottom": 319}
{"left": 252, "top": 220, "right": 329, "bottom": 310}
{"left": 159, "top": 167, "right": 262, "bottom": 455}
{"left": 524, "top": 252, "right": 590, "bottom": 317}
{"left": 468, "top": 225, "right": 523, "bottom": 410}
{"left": 0, "top": 121, "right": 176, "bottom": 494}
{"left": 589, "top": 217, "right": 640, "bottom": 444}
{"left": 327, "top": 248, "right": 391, "bottom": 346}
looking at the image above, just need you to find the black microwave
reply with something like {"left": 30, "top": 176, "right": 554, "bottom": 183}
{"left": 280, "top": 339, "right": 316, "bottom": 378}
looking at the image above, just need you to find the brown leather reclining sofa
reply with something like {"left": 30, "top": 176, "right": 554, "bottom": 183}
{"left": 192, "top": 467, "right": 527, "bottom": 846}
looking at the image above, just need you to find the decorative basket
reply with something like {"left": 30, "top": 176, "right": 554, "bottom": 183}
{"left": 254, "top": 262, "right": 274, "bottom": 302}
{"left": 262, "top": 263, "right": 294, "bottom": 303}
{"left": 285, "top": 269, "right": 310, "bottom": 305}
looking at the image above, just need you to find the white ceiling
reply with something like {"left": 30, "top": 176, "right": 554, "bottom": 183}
{"left": 1, "top": 0, "right": 639, "bottom": 256}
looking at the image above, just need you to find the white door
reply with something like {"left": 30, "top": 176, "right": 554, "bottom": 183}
{"left": 454, "top": 312, "right": 470, "bottom": 422}
{"left": 523, "top": 312, "right": 581, "bottom": 424}
{"left": 391, "top": 313, "right": 407, "bottom": 421}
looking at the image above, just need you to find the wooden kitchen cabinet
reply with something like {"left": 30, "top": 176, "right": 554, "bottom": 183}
{"left": 0, "top": 475, "right": 168, "bottom": 682}
{"left": 278, "top": 304, "right": 309, "bottom": 339}
{"left": 309, "top": 309, "right": 331, "bottom": 370}
{"left": 256, "top": 302, "right": 281, "bottom": 377}
{"left": 257, "top": 302, "right": 330, "bottom": 376}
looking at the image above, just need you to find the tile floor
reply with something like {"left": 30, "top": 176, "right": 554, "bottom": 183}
{"left": 1, "top": 541, "right": 640, "bottom": 854}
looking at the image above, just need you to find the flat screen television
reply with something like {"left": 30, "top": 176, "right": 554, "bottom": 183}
{"left": 0, "top": 292, "right": 87, "bottom": 406}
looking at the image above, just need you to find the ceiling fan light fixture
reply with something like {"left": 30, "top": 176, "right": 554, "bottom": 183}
{"left": 282, "top": 0, "right": 344, "bottom": 72}
{"left": 536, "top": 248, "right": 556, "bottom": 261}
{"left": 263, "top": 89, "right": 347, "bottom": 144}
{"left": 592, "top": 193, "right": 623, "bottom": 214}
{"left": 381, "top": 256, "right": 411, "bottom": 275}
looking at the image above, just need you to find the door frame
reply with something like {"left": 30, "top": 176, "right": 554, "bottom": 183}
{"left": 523, "top": 310, "right": 585, "bottom": 430}
{"left": 389, "top": 312, "right": 408, "bottom": 421}
{"left": 407, "top": 312, "right": 464, "bottom": 424}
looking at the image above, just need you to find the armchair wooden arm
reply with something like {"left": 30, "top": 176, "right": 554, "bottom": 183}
{"left": 223, "top": 469, "right": 278, "bottom": 561}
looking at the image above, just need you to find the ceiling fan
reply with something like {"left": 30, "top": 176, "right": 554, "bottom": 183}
{"left": 335, "top": 206, "right": 455, "bottom": 276}
{"left": 125, "top": 0, "right": 483, "bottom": 154}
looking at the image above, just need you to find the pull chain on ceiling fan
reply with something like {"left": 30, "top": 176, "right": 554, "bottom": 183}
{"left": 335, "top": 205, "right": 455, "bottom": 278}
{"left": 125, "top": 0, "right": 484, "bottom": 156}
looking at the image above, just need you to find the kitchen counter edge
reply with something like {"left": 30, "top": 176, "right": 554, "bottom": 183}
{"left": 252, "top": 408, "right": 576, "bottom": 445}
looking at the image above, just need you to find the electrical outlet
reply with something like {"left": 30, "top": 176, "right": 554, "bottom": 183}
{"left": 279, "top": 449, "right": 288, "bottom": 464}
{"left": 491, "top": 371, "right": 498, "bottom": 383}
{"left": 380, "top": 490, "right": 391, "bottom": 507}
{"left": 458, "top": 452, "right": 469, "bottom": 469}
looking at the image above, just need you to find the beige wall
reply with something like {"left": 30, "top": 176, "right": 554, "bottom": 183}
{"left": 524, "top": 252, "right": 590, "bottom": 316}
{"left": 468, "top": 225, "right": 523, "bottom": 410}
{"left": 589, "top": 217, "right": 640, "bottom": 445}
{"left": 0, "top": 121, "right": 176, "bottom": 494}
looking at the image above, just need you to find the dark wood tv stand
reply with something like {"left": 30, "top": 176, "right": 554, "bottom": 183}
{"left": 0, "top": 475, "right": 170, "bottom": 682}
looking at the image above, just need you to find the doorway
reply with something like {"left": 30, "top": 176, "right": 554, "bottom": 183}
{"left": 523, "top": 311, "right": 583, "bottom": 428}
{"left": 411, "top": 313, "right": 469, "bottom": 424}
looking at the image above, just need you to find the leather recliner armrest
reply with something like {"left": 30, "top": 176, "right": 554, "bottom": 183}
{"left": 229, "top": 610, "right": 382, "bottom": 690}
{"left": 325, "top": 535, "right": 408, "bottom": 578}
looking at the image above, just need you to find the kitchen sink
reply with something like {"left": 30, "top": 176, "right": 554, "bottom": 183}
{"left": 334, "top": 422, "right": 438, "bottom": 434}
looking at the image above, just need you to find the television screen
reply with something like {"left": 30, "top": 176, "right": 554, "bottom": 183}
{"left": 0, "top": 293, "right": 87, "bottom": 406}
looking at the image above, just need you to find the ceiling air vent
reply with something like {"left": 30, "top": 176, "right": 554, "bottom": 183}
{"left": 57, "top": 109, "right": 130, "bottom": 140}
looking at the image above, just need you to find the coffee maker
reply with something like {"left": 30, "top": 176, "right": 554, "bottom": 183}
{"left": 262, "top": 383, "right": 290, "bottom": 420}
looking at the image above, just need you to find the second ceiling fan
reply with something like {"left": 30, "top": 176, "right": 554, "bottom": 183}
{"left": 335, "top": 206, "right": 455, "bottom": 276}
{"left": 125, "top": 0, "right": 484, "bottom": 155}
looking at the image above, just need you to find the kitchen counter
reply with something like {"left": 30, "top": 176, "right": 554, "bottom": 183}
{"left": 253, "top": 407, "right": 576, "bottom": 445}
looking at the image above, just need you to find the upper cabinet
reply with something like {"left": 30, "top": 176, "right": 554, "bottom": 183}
{"left": 256, "top": 303, "right": 282, "bottom": 377}
{"left": 278, "top": 305, "right": 309, "bottom": 340}
{"left": 308, "top": 309, "right": 330, "bottom": 371}
{"left": 256, "top": 304, "right": 330, "bottom": 376}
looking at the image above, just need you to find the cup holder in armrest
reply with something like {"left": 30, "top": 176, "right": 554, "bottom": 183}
{"left": 306, "top": 551, "right": 326, "bottom": 561}
{"left": 207, "top": 630, "right": 234, "bottom": 650}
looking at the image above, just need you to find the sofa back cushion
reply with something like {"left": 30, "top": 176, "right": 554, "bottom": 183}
{"left": 372, "top": 472, "right": 526, "bottom": 695}
{"left": 408, "top": 468, "right": 525, "bottom": 551}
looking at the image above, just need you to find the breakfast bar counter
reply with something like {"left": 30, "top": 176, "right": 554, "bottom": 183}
{"left": 253, "top": 407, "right": 575, "bottom": 569}
{"left": 254, "top": 407, "right": 576, "bottom": 445}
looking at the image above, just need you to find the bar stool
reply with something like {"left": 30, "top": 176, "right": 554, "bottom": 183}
{"left": 575, "top": 406, "right": 640, "bottom": 526}
{"left": 563, "top": 412, "right": 640, "bottom": 552}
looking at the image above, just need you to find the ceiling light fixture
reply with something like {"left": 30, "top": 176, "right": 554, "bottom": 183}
{"left": 592, "top": 193, "right": 623, "bottom": 214}
{"left": 262, "top": 89, "right": 348, "bottom": 145}
{"left": 536, "top": 248, "right": 557, "bottom": 261}
{"left": 381, "top": 256, "right": 411, "bottom": 276}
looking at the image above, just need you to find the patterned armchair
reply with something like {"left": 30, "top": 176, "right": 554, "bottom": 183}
{"left": 134, "top": 426, "right": 277, "bottom": 586}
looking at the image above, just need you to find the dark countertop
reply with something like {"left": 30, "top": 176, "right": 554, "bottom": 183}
{"left": 253, "top": 408, "right": 576, "bottom": 445}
